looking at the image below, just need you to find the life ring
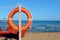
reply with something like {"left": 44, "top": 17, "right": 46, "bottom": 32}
{"left": 8, "top": 7, "right": 32, "bottom": 32}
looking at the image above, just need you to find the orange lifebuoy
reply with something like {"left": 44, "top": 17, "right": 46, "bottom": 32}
{"left": 8, "top": 7, "right": 32, "bottom": 32}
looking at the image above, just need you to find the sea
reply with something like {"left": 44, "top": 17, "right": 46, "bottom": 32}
{"left": 0, "top": 20, "right": 60, "bottom": 32}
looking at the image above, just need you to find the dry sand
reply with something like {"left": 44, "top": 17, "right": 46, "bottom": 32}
{"left": 22, "top": 32, "right": 60, "bottom": 40}
{"left": 0, "top": 32, "right": 60, "bottom": 40}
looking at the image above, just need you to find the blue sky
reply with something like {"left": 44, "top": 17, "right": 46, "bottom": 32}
{"left": 0, "top": 0, "right": 60, "bottom": 21}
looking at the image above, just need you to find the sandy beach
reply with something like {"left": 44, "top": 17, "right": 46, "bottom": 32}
{"left": 0, "top": 32, "right": 60, "bottom": 40}
{"left": 22, "top": 32, "right": 60, "bottom": 40}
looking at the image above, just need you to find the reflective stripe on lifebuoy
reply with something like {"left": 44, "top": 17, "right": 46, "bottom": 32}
{"left": 8, "top": 7, "right": 32, "bottom": 32}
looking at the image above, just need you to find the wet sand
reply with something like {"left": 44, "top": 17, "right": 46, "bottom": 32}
{"left": 0, "top": 32, "right": 60, "bottom": 40}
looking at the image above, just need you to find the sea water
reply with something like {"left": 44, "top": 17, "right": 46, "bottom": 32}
{"left": 0, "top": 20, "right": 60, "bottom": 32}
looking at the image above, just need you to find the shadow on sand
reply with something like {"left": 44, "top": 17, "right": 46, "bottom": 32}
{"left": 3, "top": 33, "right": 18, "bottom": 40}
